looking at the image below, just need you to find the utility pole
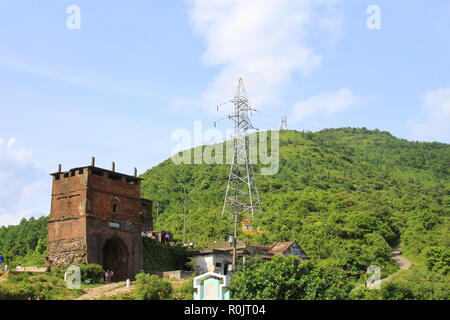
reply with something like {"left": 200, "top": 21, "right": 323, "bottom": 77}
{"left": 183, "top": 199, "right": 188, "bottom": 244}
{"left": 154, "top": 201, "right": 160, "bottom": 226}
{"left": 216, "top": 78, "right": 262, "bottom": 272}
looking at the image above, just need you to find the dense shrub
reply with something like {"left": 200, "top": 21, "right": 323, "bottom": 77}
{"left": 0, "top": 272, "right": 82, "bottom": 300}
{"left": 79, "top": 264, "right": 105, "bottom": 283}
{"left": 142, "top": 238, "right": 192, "bottom": 272}
{"left": 380, "top": 278, "right": 449, "bottom": 300}
{"left": 133, "top": 273, "right": 173, "bottom": 300}
{"left": 352, "top": 264, "right": 450, "bottom": 300}
{"left": 423, "top": 246, "right": 450, "bottom": 275}
{"left": 172, "top": 278, "right": 194, "bottom": 300}
{"left": 231, "top": 256, "right": 352, "bottom": 300}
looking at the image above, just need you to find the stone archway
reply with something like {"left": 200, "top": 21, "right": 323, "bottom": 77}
{"left": 102, "top": 237, "right": 128, "bottom": 282}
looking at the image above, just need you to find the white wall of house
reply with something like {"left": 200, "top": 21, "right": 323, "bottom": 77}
{"left": 194, "top": 253, "right": 232, "bottom": 275}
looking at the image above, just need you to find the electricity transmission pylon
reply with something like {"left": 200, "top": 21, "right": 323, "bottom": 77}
{"left": 280, "top": 116, "right": 288, "bottom": 130}
{"left": 216, "top": 78, "right": 262, "bottom": 271}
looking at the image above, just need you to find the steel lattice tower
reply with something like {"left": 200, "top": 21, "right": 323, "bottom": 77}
{"left": 217, "top": 79, "right": 262, "bottom": 270}
{"left": 280, "top": 116, "right": 288, "bottom": 130}
{"left": 221, "top": 78, "right": 262, "bottom": 219}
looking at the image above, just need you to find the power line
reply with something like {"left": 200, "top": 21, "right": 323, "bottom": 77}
{"left": 405, "top": 278, "right": 450, "bottom": 282}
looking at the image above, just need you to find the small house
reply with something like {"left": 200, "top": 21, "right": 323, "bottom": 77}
{"left": 268, "top": 241, "right": 308, "bottom": 259}
{"left": 193, "top": 240, "right": 309, "bottom": 275}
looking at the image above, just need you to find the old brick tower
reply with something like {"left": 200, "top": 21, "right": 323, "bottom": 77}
{"left": 46, "top": 160, "right": 152, "bottom": 281}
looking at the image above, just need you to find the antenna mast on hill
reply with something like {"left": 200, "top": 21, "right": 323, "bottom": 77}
{"left": 216, "top": 78, "right": 262, "bottom": 271}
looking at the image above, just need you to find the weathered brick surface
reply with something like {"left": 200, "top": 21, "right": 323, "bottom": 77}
{"left": 46, "top": 166, "right": 152, "bottom": 280}
{"left": 46, "top": 237, "right": 87, "bottom": 267}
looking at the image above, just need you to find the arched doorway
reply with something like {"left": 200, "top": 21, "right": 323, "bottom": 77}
{"left": 102, "top": 238, "right": 128, "bottom": 282}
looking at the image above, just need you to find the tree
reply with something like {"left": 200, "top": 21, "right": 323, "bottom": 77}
{"left": 230, "top": 256, "right": 352, "bottom": 300}
{"left": 423, "top": 246, "right": 450, "bottom": 275}
{"left": 133, "top": 273, "right": 173, "bottom": 300}
{"left": 79, "top": 264, "right": 105, "bottom": 283}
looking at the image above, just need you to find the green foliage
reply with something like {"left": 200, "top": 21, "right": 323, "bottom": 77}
{"left": 0, "top": 216, "right": 48, "bottom": 267}
{"left": 423, "top": 246, "right": 450, "bottom": 275}
{"left": 172, "top": 278, "right": 194, "bottom": 300}
{"left": 97, "top": 291, "right": 135, "bottom": 300}
{"left": 380, "top": 281, "right": 415, "bottom": 300}
{"left": 141, "top": 128, "right": 449, "bottom": 278}
{"left": 0, "top": 271, "right": 83, "bottom": 300}
{"left": 231, "top": 256, "right": 352, "bottom": 300}
{"left": 352, "top": 263, "right": 450, "bottom": 300}
{"left": 375, "top": 274, "right": 450, "bottom": 301}
{"left": 133, "top": 273, "right": 173, "bottom": 300}
{"left": 0, "top": 282, "right": 52, "bottom": 300}
{"left": 142, "top": 238, "right": 192, "bottom": 272}
{"left": 79, "top": 264, "right": 104, "bottom": 283}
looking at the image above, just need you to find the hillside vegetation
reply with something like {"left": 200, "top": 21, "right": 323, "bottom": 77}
{"left": 0, "top": 216, "right": 47, "bottom": 267}
{"left": 140, "top": 128, "right": 449, "bottom": 298}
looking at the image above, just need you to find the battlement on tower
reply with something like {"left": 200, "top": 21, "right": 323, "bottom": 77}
{"left": 51, "top": 166, "right": 141, "bottom": 185}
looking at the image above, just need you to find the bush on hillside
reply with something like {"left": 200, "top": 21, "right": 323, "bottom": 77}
{"left": 231, "top": 255, "right": 352, "bottom": 300}
{"left": 79, "top": 264, "right": 104, "bottom": 283}
{"left": 133, "top": 273, "right": 173, "bottom": 300}
{"left": 423, "top": 246, "right": 450, "bottom": 275}
{"left": 172, "top": 278, "right": 194, "bottom": 300}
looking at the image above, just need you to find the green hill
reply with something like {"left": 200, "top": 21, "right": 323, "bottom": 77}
{"left": 0, "top": 127, "right": 448, "bottom": 299}
{"left": 141, "top": 128, "right": 449, "bottom": 277}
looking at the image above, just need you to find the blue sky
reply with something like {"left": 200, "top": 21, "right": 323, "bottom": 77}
{"left": 0, "top": 0, "right": 449, "bottom": 226}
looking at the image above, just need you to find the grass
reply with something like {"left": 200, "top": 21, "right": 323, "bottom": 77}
{"left": 0, "top": 271, "right": 110, "bottom": 300}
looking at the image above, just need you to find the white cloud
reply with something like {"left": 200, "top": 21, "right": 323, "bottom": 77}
{"left": 291, "top": 88, "right": 362, "bottom": 122}
{"left": 0, "top": 138, "right": 49, "bottom": 226}
{"left": 410, "top": 88, "right": 450, "bottom": 142}
{"left": 0, "top": 137, "right": 35, "bottom": 166}
{"left": 187, "top": 0, "right": 343, "bottom": 112}
{"left": 7, "top": 138, "right": 16, "bottom": 148}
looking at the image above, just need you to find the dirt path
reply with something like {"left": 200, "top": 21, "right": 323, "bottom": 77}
{"left": 354, "top": 243, "right": 413, "bottom": 289}
{"left": 0, "top": 271, "right": 8, "bottom": 283}
{"left": 390, "top": 244, "right": 412, "bottom": 271}
{"left": 14, "top": 267, "right": 46, "bottom": 273}
{"left": 96, "top": 284, "right": 134, "bottom": 299}
{"left": 0, "top": 267, "right": 46, "bottom": 283}
{"left": 75, "top": 281, "right": 132, "bottom": 300}
{"left": 378, "top": 243, "right": 413, "bottom": 285}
